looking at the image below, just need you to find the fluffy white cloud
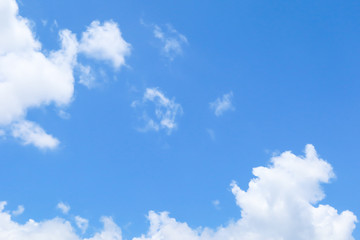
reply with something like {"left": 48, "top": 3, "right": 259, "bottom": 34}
{"left": 57, "top": 202, "right": 70, "bottom": 215}
{"left": 152, "top": 24, "right": 188, "bottom": 60}
{"left": 0, "top": 0, "right": 131, "bottom": 149}
{"left": 134, "top": 145, "right": 357, "bottom": 240}
{"left": 11, "top": 120, "right": 60, "bottom": 149}
{"left": 79, "top": 20, "right": 131, "bottom": 69}
{"left": 0, "top": 145, "right": 356, "bottom": 239}
{"left": 75, "top": 216, "right": 89, "bottom": 234}
{"left": 0, "top": 202, "right": 122, "bottom": 240}
{"left": 210, "top": 92, "right": 234, "bottom": 116}
{"left": 132, "top": 88, "right": 183, "bottom": 134}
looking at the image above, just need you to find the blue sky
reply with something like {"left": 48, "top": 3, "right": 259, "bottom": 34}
{"left": 0, "top": 0, "right": 359, "bottom": 239}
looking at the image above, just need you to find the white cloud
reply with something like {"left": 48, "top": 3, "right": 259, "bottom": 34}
{"left": 57, "top": 202, "right": 70, "bottom": 215}
{"left": 133, "top": 88, "right": 183, "bottom": 134}
{"left": 210, "top": 92, "right": 234, "bottom": 116}
{"left": 11, "top": 205, "right": 24, "bottom": 216}
{"left": 84, "top": 217, "right": 122, "bottom": 240}
{"left": 0, "top": 0, "right": 131, "bottom": 149}
{"left": 78, "top": 64, "right": 96, "bottom": 88}
{"left": 75, "top": 216, "right": 89, "bottom": 234}
{"left": 79, "top": 20, "right": 131, "bottom": 69}
{"left": 0, "top": 202, "right": 122, "bottom": 240}
{"left": 58, "top": 109, "right": 71, "bottom": 120}
{"left": 134, "top": 145, "right": 357, "bottom": 240}
{"left": 0, "top": 145, "right": 356, "bottom": 239}
{"left": 11, "top": 120, "right": 60, "bottom": 149}
{"left": 152, "top": 24, "right": 188, "bottom": 60}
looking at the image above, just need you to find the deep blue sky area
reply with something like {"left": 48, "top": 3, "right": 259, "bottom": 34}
{"left": 1, "top": 0, "right": 360, "bottom": 239}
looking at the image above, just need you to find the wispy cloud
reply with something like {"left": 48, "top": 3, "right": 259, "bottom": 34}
{"left": 56, "top": 202, "right": 70, "bottom": 214}
{"left": 132, "top": 88, "right": 183, "bottom": 134}
{"left": 212, "top": 200, "right": 220, "bottom": 210}
{"left": 11, "top": 205, "right": 24, "bottom": 216}
{"left": 144, "top": 21, "right": 188, "bottom": 60}
{"left": 210, "top": 92, "right": 235, "bottom": 116}
{"left": 75, "top": 216, "right": 89, "bottom": 234}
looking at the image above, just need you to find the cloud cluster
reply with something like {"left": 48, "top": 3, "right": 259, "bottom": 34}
{"left": 210, "top": 91, "right": 234, "bottom": 117}
{"left": 0, "top": 202, "right": 121, "bottom": 240}
{"left": 0, "top": 0, "right": 131, "bottom": 149}
{"left": 134, "top": 145, "right": 357, "bottom": 240}
{"left": 132, "top": 88, "right": 183, "bottom": 134}
{"left": 152, "top": 24, "right": 188, "bottom": 60}
{"left": 0, "top": 145, "right": 356, "bottom": 239}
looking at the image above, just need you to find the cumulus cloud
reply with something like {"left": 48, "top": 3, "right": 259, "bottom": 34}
{"left": 134, "top": 145, "right": 357, "bottom": 240}
{"left": 152, "top": 24, "right": 188, "bottom": 60}
{"left": 0, "top": 202, "right": 122, "bottom": 240}
{"left": 0, "top": 145, "right": 356, "bottom": 239}
{"left": 75, "top": 216, "right": 89, "bottom": 234}
{"left": 79, "top": 20, "right": 131, "bottom": 69}
{"left": 57, "top": 202, "right": 70, "bottom": 214}
{"left": 210, "top": 92, "right": 235, "bottom": 116}
{"left": 132, "top": 88, "right": 183, "bottom": 134}
{"left": 0, "top": 0, "right": 131, "bottom": 149}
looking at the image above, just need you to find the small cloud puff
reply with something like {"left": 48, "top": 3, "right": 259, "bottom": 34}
{"left": 79, "top": 20, "right": 131, "bottom": 69}
{"left": 11, "top": 205, "right": 24, "bottom": 216}
{"left": 132, "top": 88, "right": 183, "bottom": 134}
{"left": 210, "top": 92, "right": 235, "bottom": 116}
{"left": 57, "top": 202, "right": 70, "bottom": 215}
{"left": 151, "top": 23, "right": 188, "bottom": 60}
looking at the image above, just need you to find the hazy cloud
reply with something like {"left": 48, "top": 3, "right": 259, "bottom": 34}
{"left": 152, "top": 24, "right": 188, "bottom": 60}
{"left": 57, "top": 202, "right": 70, "bottom": 215}
{"left": 133, "top": 88, "right": 183, "bottom": 134}
{"left": 210, "top": 92, "right": 235, "bottom": 116}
